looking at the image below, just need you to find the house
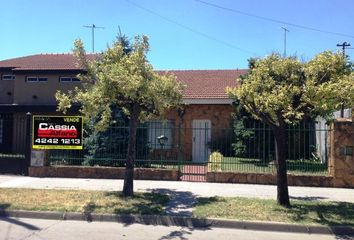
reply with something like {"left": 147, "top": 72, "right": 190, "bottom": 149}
{"left": 0, "top": 54, "right": 246, "bottom": 162}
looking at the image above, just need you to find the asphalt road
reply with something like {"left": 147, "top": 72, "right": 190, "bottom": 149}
{"left": 0, "top": 217, "right": 339, "bottom": 240}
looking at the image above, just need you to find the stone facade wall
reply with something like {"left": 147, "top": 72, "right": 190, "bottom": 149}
{"left": 29, "top": 166, "right": 179, "bottom": 181}
{"left": 206, "top": 172, "right": 334, "bottom": 187}
{"left": 166, "top": 104, "right": 234, "bottom": 161}
{"left": 329, "top": 119, "right": 354, "bottom": 187}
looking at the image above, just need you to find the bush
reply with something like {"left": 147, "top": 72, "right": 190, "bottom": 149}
{"left": 208, "top": 151, "right": 223, "bottom": 172}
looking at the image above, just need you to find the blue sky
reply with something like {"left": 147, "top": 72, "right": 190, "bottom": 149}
{"left": 1, "top": 0, "right": 353, "bottom": 69}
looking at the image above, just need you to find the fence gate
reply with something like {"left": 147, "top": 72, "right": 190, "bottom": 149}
{"left": 0, "top": 113, "right": 28, "bottom": 174}
{"left": 179, "top": 161, "right": 208, "bottom": 182}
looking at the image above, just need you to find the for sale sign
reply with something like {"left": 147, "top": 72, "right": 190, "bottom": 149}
{"left": 32, "top": 115, "right": 83, "bottom": 150}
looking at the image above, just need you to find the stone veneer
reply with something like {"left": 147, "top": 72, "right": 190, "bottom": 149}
{"left": 166, "top": 104, "right": 234, "bottom": 161}
{"left": 329, "top": 119, "right": 354, "bottom": 187}
{"left": 206, "top": 172, "right": 334, "bottom": 187}
{"left": 29, "top": 166, "right": 179, "bottom": 181}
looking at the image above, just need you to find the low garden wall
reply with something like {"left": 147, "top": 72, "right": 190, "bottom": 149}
{"left": 206, "top": 172, "right": 335, "bottom": 187}
{"left": 29, "top": 166, "right": 179, "bottom": 181}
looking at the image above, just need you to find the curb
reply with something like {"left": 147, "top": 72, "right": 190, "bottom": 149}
{"left": 0, "top": 209, "right": 353, "bottom": 236}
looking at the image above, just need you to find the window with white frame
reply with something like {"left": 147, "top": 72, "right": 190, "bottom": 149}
{"left": 148, "top": 120, "right": 174, "bottom": 149}
{"left": 1, "top": 74, "right": 15, "bottom": 81}
{"left": 26, "top": 76, "right": 48, "bottom": 82}
{"left": 59, "top": 77, "right": 80, "bottom": 82}
{"left": 0, "top": 119, "right": 3, "bottom": 144}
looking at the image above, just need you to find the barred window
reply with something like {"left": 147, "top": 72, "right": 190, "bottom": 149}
{"left": 2, "top": 74, "right": 15, "bottom": 80}
{"left": 59, "top": 77, "right": 80, "bottom": 82}
{"left": 26, "top": 76, "right": 48, "bottom": 82}
{"left": 148, "top": 120, "right": 173, "bottom": 149}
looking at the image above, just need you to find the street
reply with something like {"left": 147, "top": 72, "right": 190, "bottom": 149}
{"left": 0, "top": 217, "right": 340, "bottom": 240}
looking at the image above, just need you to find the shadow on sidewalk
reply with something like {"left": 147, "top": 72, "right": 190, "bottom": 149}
{"left": 0, "top": 203, "right": 40, "bottom": 231}
{"left": 0, "top": 217, "right": 41, "bottom": 231}
{"left": 147, "top": 188, "right": 199, "bottom": 216}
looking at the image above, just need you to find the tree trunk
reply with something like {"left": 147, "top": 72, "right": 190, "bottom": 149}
{"left": 273, "top": 127, "right": 290, "bottom": 207}
{"left": 122, "top": 105, "right": 140, "bottom": 197}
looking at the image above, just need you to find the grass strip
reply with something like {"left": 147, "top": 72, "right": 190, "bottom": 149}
{"left": 0, "top": 188, "right": 169, "bottom": 215}
{"left": 193, "top": 196, "right": 354, "bottom": 226}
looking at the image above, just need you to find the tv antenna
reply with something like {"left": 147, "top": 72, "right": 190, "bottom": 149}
{"left": 336, "top": 42, "right": 351, "bottom": 118}
{"left": 83, "top": 24, "right": 104, "bottom": 53}
{"left": 281, "top": 27, "right": 290, "bottom": 57}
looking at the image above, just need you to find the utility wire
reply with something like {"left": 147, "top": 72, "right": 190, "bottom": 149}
{"left": 195, "top": 0, "right": 354, "bottom": 39}
{"left": 125, "top": 0, "right": 256, "bottom": 54}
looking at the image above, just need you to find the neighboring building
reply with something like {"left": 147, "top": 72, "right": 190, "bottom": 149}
{"left": 0, "top": 54, "right": 246, "bottom": 161}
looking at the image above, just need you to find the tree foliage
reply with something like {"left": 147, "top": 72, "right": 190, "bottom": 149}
{"left": 228, "top": 52, "right": 353, "bottom": 127}
{"left": 56, "top": 34, "right": 184, "bottom": 197}
{"left": 57, "top": 35, "right": 183, "bottom": 129}
{"left": 227, "top": 51, "right": 353, "bottom": 206}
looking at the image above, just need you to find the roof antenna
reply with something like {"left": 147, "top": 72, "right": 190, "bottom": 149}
{"left": 83, "top": 24, "right": 104, "bottom": 53}
{"left": 281, "top": 27, "right": 289, "bottom": 57}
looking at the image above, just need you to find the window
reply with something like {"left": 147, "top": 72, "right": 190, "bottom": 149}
{"left": 26, "top": 76, "right": 48, "bottom": 82}
{"left": 1, "top": 74, "right": 15, "bottom": 81}
{"left": 148, "top": 120, "right": 174, "bottom": 149}
{"left": 38, "top": 77, "right": 48, "bottom": 82}
{"left": 0, "top": 119, "right": 3, "bottom": 144}
{"left": 59, "top": 77, "right": 80, "bottom": 82}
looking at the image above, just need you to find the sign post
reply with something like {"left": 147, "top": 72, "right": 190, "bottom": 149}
{"left": 32, "top": 115, "right": 83, "bottom": 150}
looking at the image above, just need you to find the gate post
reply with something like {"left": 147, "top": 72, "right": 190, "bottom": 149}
{"left": 329, "top": 119, "right": 354, "bottom": 187}
{"left": 177, "top": 124, "right": 182, "bottom": 180}
{"left": 24, "top": 112, "right": 32, "bottom": 175}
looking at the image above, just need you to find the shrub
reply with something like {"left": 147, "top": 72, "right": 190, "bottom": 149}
{"left": 208, "top": 151, "right": 223, "bottom": 172}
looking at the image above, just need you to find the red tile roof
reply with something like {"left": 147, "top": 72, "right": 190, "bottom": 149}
{"left": 159, "top": 70, "right": 247, "bottom": 99}
{"left": 0, "top": 54, "right": 96, "bottom": 71}
{"left": 0, "top": 54, "right": 247, "bottom": 99}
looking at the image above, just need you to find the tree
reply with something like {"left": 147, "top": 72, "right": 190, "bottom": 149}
{"left": 56, "top": 34, "right": 184, "bottom": 197}
{"left": 227, "top": 52, "right": 354, "bottom": 206}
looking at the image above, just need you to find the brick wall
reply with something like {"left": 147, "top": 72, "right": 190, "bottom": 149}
{"left": 166, "top": 104, "right": 234, "bottom": 161}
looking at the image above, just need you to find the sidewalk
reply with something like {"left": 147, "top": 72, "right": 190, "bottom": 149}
{"left": 1, "top": 174, "right": 354, "bottom": 216}
{"left": 1, "top": 174, "right": 354, "bottom": 237}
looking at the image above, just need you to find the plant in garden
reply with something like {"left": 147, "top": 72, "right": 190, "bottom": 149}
{"left": 56, "top": 34, "right": 184, "bottom": 197}
{"left": 208, "top": 151, "right": 223, "bottom": 172}
{"left": 227, "top": 51, "right": 354, "bottom": 206}
{"left": 232, "top": 99, "right": 255, "bottom": 157}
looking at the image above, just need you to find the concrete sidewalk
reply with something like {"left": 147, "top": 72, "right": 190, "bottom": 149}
{"left": 1, "top": 174, "right": 354, "bottom": 236}
{"left": 1, "top": 175, "right": 353, "bottom": 204}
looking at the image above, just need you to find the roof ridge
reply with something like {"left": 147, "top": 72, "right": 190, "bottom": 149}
{"left": 157, "top": 69, "right": 248, "bottom": 72}
{"left": 39, "top": 53, "right": 73, "bottom": 55}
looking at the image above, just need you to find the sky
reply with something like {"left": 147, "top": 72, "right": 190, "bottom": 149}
{"left": 1, "top": 0, "right": 353, "bottom": 70}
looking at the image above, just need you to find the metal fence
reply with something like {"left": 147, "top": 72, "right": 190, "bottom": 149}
{"left": 0, "top": 114, "right": 27, "bottom": 174}
{"left": 49, "top": 120, "right": 330, "bottom": 176}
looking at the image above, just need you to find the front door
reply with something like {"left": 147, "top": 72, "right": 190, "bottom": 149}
{"left": 192, "top": 120, "right": 211, "bottom": 162}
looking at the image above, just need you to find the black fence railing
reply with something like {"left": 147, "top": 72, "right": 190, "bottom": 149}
{"left": 0, "top": 113, "right": 329, "bottom": 176}
{"left": 48, "top": 121, "right": 329, "bottom": 176}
